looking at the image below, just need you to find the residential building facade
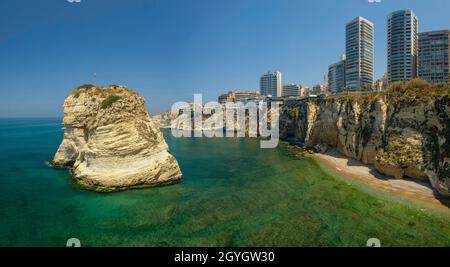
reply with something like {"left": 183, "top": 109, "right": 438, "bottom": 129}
{"left": 345, "top": 16, "right": 374, "bottom": 90}
{"left": 260, "top": 71, "right": 282, "bottom": 97}
{"left": 282, "top": 84, "right": 308, "bottom": 97}
{"left": 387, "top": 9, "right": 419, "bottom": 83}
{"left": 328, "top": 54, "right": 346, "bottom": 93}
{"left": 418, "top": 30, "right": 450, "bottom": 84}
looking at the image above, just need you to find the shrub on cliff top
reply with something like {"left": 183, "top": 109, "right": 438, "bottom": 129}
{"left": 386, "top": 79, "right": 449, "bottom": 103}
{"left": 388, "top": 79, "right": 429, "bottom": 92}
{"left": 71, "top": 84, "right": 97, "bottom": 98}
{"left": 101, "top": 95, "right": 122, "bottom": 109}
{"left": 76, "top": 84, "right": 96, "bottom": 90}
{"left": 435, "top": 82, "right": 449, "bottom": 89}
{"left": 70, "top": 84, "right": 139, "bottom": 99}
{"left": 326, "top": 79, "right": 449, "bottom": 106}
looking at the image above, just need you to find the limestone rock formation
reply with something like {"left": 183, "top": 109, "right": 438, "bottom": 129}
{"left": 152, "top": 110, "right": 176, "bottom": 129}
{"left": 52, "top": 85, "right": 182, "bottom": 192}
{"left": 280, "top": 81, "right": 450, "bottom": 197}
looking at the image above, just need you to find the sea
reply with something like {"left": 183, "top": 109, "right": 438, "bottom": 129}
{"left": 0, "top": 118, "right": 449, "bottom": 247}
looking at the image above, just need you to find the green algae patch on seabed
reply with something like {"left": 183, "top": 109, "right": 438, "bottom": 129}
{"left": 296, "top": 159, "right": 450, "bottom": 247}
{"left": 312, "top": 154, "right": 450, "bottom": 220}
{"left": 278, "top": 142, "right": 450, "bottom": 246}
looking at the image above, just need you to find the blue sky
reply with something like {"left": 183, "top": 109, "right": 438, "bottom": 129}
{"left": 1, "top": 0, "right": 449, "bottom": 117}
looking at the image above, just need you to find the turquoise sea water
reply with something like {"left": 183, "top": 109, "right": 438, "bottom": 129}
{"left": 1, "top": 118, "right": 450, "bottom": 247}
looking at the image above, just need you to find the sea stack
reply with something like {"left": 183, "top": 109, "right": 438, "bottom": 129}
{"left": 52, "top": 85, "right": 182, "bottom": 192}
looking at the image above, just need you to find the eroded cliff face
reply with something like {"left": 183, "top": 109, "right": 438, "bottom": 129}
{"left": 280, "top": 94, "right": 450, "bottom": 197}
{"left": 53, "top": 85, "right": 182, "bottom": 191}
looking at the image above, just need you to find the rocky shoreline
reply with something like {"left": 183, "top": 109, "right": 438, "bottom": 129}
{"left": 280, "top": 80, "right": 450, "bottom": 197}
{"left": 151, "top": 81, "right": 450, "bottom": 198}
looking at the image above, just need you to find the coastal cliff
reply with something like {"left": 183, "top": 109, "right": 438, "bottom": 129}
{"left": 52, "top": 85, "right": 182, "bottom": 192}
{"left": 152, "top": 111, "right": 176, "bottom": 129}
{"left": 280, "top": 80, "right": 450, "bottom": 197}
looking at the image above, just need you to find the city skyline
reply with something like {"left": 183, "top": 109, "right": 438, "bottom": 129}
{"left": 1, "top": 0, "right": 450, "bottom": 117}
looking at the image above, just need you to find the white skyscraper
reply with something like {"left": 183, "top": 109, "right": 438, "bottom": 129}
{"left": 345, "top": 16, "right": 374, "bottom": 90}
{"left": 260, "top": 71, "right": 282, "bottom": 97}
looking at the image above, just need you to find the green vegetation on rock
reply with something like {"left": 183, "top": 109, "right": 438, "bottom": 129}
{"left": 386, "top": 79, "right": 450, "bottom": 104}
{"left": 71, "top": 84, "right": 96, "bottom": 98}
{"left": 70, "top": 84, "right": 138, "bottom": 100}
{"left": 101, "top": 95, "right": 122, "bottom": 109}
{"left": 327, "top": 79, "right": 450, "bottom": 105}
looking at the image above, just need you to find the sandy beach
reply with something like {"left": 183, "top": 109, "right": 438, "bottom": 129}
{"left": 314, "top": 150, "right": 450, "bottom": 215}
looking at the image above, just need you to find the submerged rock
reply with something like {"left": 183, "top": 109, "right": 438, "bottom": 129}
{"left": 53, "top": 84, "right": 182, "bottom": 192}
